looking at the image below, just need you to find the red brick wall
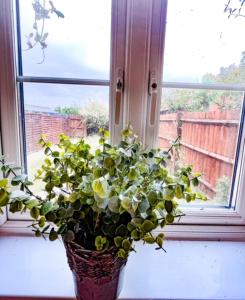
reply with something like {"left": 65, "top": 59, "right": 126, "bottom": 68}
{"left": 25, "top": 112, "right": 86, "bottom": 153}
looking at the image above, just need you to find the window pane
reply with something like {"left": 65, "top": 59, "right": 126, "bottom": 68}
{"left": 22, "top": 83, "right": 109, "bottom": 192}
{"left": 163, "top": 0, "right": 245, "bottom": 84}
{"left": 158, "top": 88, "right": 244, "bottom": 206}
{"left": 18, "top": 0, "right": 111, "bottom": 79}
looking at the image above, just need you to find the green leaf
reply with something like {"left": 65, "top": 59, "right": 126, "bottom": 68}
{"left": 115, "top": 224, "right": 128, "bottom": 237}
{"left": 108, "top": 196, "right": 120, "bottom": 213}
{"left": 131, "top": 229, "right": 140, "bottom": 240}
{"left": 95, "top": 236, "right": 107, "bottom": 251}
{"left": 9, "top": 201, "right": 22, "bottom": 213}
{"left": 185, "top": 193, "right": 192, "bottom": 202}
{"left": 40, "top": 202, "right": 53, "bottom": 216}
{"left": 148, "top": 191, "right": 158, "bottom": 206}
{"left": 118, "top": 248, "right": 127, "bottom": 259}
{"left": 156, "top": 235, "right": 163, "bottom": 248}
{"left": 144, "top": 235, "right": 155, "bottom": 244}
{"left": 11, "top": 174, "right": 27, "bottom": 186}
{"left": 0, "top": 179, "right": 8, "bottom": 188}
{"left": 114, "top": 236, "right": 123, "bottom": 248}
{"left": 0, "top": 189, "right": 9, "bottom": 207}
{"left": 52, "top": 151, "right": 59, "bottom": 157}
{"left": 25, "top": 199, "right": 39, "bottom": 209}
{"left": 142, "top": 220, "right": 154, "bottom": 232}
{"left": 122, "top": 239, "right": 131, "bottom": 251}
{"left": 192, "top": 177, "right": 199, "bottom": 186}
{"left": 30, "top": 207, "right": 40, "bottom": 219}
{"left": 121, "top": 196, "right": 132, "bottom": 213}
{"left": 128, "top": 168, "right": 138, "bottom": 181}
{"left": 104, "top": 130, "right": 110, "bottom": 139}
{"left": 38, "top": 216, "right": 45, "bottom": 227}
{"left": 92, "top": 178, "right": 109, "bottom": 198}
{"left": 45, "top": 182, "right": 54, "bottom": 192}
{"left": 138, "top": 197, "right": 150, "bottom": 213}
{"left": 45, "top": 211, "right": 56, "bottom": 222}
{"left": 164, "top": 200, "right": 173, "bottom": 214}
{"left": 166, "top": 214, "right": 174, "bottom": 224}
{"left": 175, "top": 185, "right": 183, "bottom": 199}
{"left": 127, "top": 222, "right": 135, "bottom": 232}
{"left": 49, "top": 228, "right": 58, "bottom": 241}
{"left": 35, "top": 230, "right": 42, "bottom": 237}
{"left": 104, "top": 157, "right": 115, "bottom": 169}
{"left": 54, "top": 10, "right": 65, "bottom": 18}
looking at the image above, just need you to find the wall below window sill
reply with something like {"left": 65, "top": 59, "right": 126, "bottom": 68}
{"left": 0, "top": 235, "right": 245, "bottom": 300}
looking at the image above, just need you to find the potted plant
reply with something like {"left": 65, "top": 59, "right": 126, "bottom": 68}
{"left": 0, "top": 126, "right": 206, "bottom": 300}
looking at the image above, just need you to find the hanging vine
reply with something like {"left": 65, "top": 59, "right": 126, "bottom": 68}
{"left": 24, "top": 0, "right": 64, "bottom": 63}
{"left": 224, "top": 0, "right": 245, "bottom": 18}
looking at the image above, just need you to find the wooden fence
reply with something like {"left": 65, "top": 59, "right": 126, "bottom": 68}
{"left": 158, "top": 110, "right": 240, "bottom": 198}
{"left": 26, "top": 112, "right": 87, "bottom": 153}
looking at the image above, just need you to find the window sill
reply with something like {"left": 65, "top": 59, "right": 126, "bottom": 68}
{"left": 0, "top": 233, "right": 245, "bottom": 300}
{"left": 2, "top": 220, "right": 245, "bottom": 241}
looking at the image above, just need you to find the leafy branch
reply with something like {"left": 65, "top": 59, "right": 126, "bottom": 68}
{"left": 24, "top": 0, "right": 64, "bottom": 63}
{"left": 224, "top": 0, "right": 245, "bottom": 18}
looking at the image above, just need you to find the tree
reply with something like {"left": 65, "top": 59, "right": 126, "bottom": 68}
{"left": 83, "top": 100, "right": 109, "bottom": 135}
{"left": 162, "top": 51, "right": 245, "bottom": 113}
{"left": 55, "top": 106, "right": 80, "bottom": 115}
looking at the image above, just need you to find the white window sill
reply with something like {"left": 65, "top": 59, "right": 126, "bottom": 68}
{"left": 0, "top": 235, "right": 245, "bottom": 300}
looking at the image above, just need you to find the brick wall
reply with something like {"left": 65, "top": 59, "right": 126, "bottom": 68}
{"left": 25, "top": 112, "right": 87, "bottom": 153}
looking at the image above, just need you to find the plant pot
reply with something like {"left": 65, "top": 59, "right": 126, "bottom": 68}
{"left": 64, "top": 241, "right": 127, "bottom": 300}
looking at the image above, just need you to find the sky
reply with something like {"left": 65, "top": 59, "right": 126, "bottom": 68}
{"left": 19, "top": 0, "right": 245, "bottom": 109}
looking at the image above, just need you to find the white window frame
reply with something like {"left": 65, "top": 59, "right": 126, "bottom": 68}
{"left": 1, "top": 0, "right": 245, "bottom": 240}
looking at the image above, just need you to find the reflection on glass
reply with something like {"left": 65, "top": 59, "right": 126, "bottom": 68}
{"left": 158, "top": 88, "right": 244, "bottom": 206}
{"left": 19, "top": 0, "right": 111, "bottom": 79}
{"left": 23, "top": 83, "right": 109, "bottom": 191}
{"left": 163, "top": 0, "right": 245, "bottom": 84}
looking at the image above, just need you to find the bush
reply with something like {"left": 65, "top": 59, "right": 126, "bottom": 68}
{"left": 213, "top": 176, "right": 230, "bottom": 205}
{"left": 83, "top": 100, "right": 109, "bottom": 135}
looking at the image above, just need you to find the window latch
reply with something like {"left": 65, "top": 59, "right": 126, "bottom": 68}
{"left": 115, "top": 69, "right": 124, "bottom": 125}
{"left": 148, "top": 70, "right": 158, "bottom": 126}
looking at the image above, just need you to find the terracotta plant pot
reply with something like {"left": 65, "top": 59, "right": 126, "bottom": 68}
{"left": 64, "top": 241, "right": 127, "bottom": 300}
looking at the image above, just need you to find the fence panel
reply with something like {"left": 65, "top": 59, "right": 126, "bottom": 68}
{"left": 158, "top": 110, "right": 240, "bottom": 198}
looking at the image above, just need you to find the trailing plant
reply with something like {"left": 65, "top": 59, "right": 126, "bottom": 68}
{"left": 0, "top": 126, "right": 207, "bottom": 258}
{"left": 25, "top": 0, "right": 65, "bottom": 63}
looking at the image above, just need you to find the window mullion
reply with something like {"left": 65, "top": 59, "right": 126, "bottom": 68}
{"left": 145, "top": 0, "right": 168, "bottom": 148}
{"left": 122, "top": 0, "right": 154, "bottom": 144}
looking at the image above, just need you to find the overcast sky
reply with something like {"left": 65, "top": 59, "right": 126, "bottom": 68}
{"left": 19, "top": 0, "right": 245, "bottom": 109}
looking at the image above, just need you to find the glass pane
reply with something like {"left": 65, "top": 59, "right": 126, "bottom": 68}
{"left": 23, "top": 83, "right": 109, "bottom": 192}
{"left": 163, "top": 0, "right": 245, "bottom": 84}
{"left": 158, "top": 88, "right": 244, "bottom": 206}
{"left": 18, "top": 0, "right": 111, "bottom": 79}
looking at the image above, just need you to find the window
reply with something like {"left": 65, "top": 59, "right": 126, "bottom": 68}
{"left": 158, "top": 0, "right": 245, "bottom": 218}
{"left": 1, "top": 0, "right": 245, "bottom": 235}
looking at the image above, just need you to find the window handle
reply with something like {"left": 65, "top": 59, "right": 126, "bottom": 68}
{"left": 148, "top": 70, "right": 158, "bottom": 126}
{"left": 115, "top": 69, "right": 124, "bottom": 125}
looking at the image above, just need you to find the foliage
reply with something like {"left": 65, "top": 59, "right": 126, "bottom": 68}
{"left": 25, "top": 0, "right": 65, "bottom": 63}
{"left": 213, "top": 176, "right": 230, "bottom": 205}
{"left": 224, "top": 0, "right": 245, "bottom": 18}
{"left": 83, "top": 100, "right": 109, "bottom": 135}
{"left": 162, "top": 51, "right": 245, "bottom": 113}
{"left": 162, "top": 89, "right": 218, "bottom": 112}
{"left": 55, "top": 106, "right": 80, "bottom": 116}
{"left": 0, "top": 126, "right": 207, "bottom": 258}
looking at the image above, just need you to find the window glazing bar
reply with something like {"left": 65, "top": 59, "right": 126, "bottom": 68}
{"left": 16, "top": 76, "right": 110, "bottom": 86}
{"left": 162, "top": 81, "right": 245, "bottom": 92}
